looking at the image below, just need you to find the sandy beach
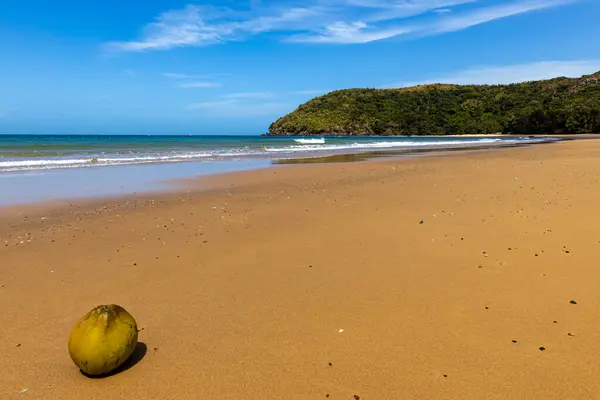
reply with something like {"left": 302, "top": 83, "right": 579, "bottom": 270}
{"left": 3, "top": 138, "right": 600, "bottom": 399}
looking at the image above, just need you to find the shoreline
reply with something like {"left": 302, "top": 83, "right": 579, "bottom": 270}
{"left": 4, "top": 139, "right": 600, "bottom": 398}
{"left": 0, "top": 136, "right": 561, "bottom": 208}
{"left": 0, "top": 137, "right": 567, "bottom": 233}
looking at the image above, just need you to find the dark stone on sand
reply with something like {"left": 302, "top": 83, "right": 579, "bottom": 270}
{"left": 570, "top": 300, "right": 577, "bottom": 305}
{"left": 539, "top": 347, "right": 546, "bottom": 351}
{"left": 512, "top": 340, "right": 517, "bottom": 343}
{"left": 419, "top": 220, "right": 424, "bottom": 224}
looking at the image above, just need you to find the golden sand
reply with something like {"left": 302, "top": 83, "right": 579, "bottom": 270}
{"left": 2, "top": 139, "right": 600, "bottom": 399}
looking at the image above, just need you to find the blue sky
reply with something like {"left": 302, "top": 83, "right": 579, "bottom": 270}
{"left": 0, "top": 0, "right": 598, "bottom": 134}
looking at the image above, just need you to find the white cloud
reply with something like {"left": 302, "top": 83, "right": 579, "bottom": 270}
{"left": 177, "top": 81, "right": 222, "bottom": 88}
{"left": 387, "top": 60, "right": 600, "bottom": 87}
{"left": 222, "top": 92, "right": 274, "bottom": 99}
{"left": 106, "top": 0, "right": 582, "bottom": 50}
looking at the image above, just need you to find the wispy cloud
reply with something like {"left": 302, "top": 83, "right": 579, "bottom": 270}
{"left": 186, "top": 88, "right": 331, "bottom": 116}
{"left": 291, "top": 89, "right": 331, "bottom": 96}
{"left": 187, "top": 99, "right": 237, "bottom": 109}
{"left": 222, "top": 91, "right": 274, "bottom": 99}
{"left": 287, "top": 21, "right": 411, "bottom": 44}
{"left": 0, "top": 107, "right": 18, "bottom": 120}
{"left": 105, "top": 4, "right": 323, "bottom": 51}
{"left": 359, "top": 0, "right": 475, "bottom": 22}
{"left": 106, "top": 6, "right": 225, "bottom": 51}
{"left": 162, "top": 72, "right": 191, "bottom": 79}
{"left": 105, "top": 0, "right": 581, "bottom": 50}
{"left": 387, "top": 60, "right": 600, "bottom": 87}
{"left": 162, "top": 72, "right": 231, "bottom": 79}
{"left": 162, "top": 71, "right": 227, "bottom": 89}
{"left": 187, "top": 99, "right": 291, "bottom": 116}
{"left": 429, "top": 0, "right": 578, "bottom": 34}
{"left": 178, "top": 81, "right": 221, "bottom": 88}
{"left": 124, "top": 69, "right": 136, "bottom": 77}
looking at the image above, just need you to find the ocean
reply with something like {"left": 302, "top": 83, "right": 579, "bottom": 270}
{"left": 0, "top": 134, "right": 553, "bottom": 173}
{"left": 0, "top": 134, "right": 556, "bottom": 205}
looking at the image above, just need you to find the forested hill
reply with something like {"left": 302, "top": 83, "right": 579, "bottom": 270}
{"left": 267, "top": 72, "right": 600, "bottom": 136}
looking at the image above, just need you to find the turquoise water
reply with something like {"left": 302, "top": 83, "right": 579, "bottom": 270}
{"left": 0, "top": 134, "right": 552, "bottom": 173}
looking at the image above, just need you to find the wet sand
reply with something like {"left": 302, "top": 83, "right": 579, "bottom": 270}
{"left": 2, "top": 139, "right": 600, "bottom": 399}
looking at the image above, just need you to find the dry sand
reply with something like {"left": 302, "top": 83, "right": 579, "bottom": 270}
{"left": 2, "top": 139, "right": 600, "bottom": 399}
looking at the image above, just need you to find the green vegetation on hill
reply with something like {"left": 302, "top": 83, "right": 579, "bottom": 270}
{"left": 268, "top": 72, "right": 600, "bottom": 136}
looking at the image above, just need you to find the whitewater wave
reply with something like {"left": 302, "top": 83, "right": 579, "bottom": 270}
{"left": 0, "top": 151, "right": 254, "bottom": 172}
{"left": 265, "top": 138, "right": 510, "bottom": 153}
{"left": 0, "top": 136, "right": 553, "bottom": 173}
{"left": 294, "top": 138, "right": 326, "bottom": 144}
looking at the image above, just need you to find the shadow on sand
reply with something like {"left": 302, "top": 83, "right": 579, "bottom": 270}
{"left": 79, "top": 342, "right": 147, "bottom": 379}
